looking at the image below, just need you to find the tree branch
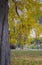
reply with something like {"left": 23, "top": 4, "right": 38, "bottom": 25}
{"left": 12, "top": 0, "right": 19, "bottom": 16}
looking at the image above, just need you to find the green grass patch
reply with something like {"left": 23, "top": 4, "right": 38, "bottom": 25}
{"left": 11, "top": 50, "right": 42, "bottom": 57}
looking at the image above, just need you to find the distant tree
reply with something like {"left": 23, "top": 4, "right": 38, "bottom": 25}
{"left": 8, "top": 0, "right": 42, "bottom": 46}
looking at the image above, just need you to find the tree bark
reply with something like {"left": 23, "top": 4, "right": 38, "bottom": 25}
{"left": 0, "top": 0, "right": 10, "bottom": 65}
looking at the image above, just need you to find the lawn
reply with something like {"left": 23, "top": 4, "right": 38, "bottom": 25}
{"left": 11, "top": 50, "right": 42, "bottom": 65}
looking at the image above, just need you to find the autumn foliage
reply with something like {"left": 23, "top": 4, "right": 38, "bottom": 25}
{"left": 8, "top": 0, "right": 42, "bottom": 46}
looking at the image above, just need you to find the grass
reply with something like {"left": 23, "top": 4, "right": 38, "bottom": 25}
{"left": 11, "top": 50, "right": 42, "bottom": 65}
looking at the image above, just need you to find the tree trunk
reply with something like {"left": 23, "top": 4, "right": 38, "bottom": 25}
{"left": 0, "top": 0, "right": 10, "bottom": 65}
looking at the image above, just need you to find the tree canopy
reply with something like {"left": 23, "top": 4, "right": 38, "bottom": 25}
{"left": 8, "top": 0, "right": 42, "bottom": 46}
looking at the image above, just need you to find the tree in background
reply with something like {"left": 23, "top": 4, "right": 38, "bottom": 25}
{"left": 8, "top": 0, "right": 42, "bottom": 46}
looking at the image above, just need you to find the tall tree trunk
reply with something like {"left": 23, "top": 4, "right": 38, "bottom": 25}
{"left": 0, "top": 0, "right": 10, "bottom": 65}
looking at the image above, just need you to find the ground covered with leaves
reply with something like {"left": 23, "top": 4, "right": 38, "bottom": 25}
{"left": 11, "top": 50, "right": 42, "bottom": 65}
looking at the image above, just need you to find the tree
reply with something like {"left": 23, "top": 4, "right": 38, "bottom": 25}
{"left": 0, "top": 0, "right": 10, "bottom": 65}
{"left": 8, "top": 0, "right": 42, "bottom": 46}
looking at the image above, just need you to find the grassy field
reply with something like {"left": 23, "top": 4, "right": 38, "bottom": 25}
{"left": 11, "top": 50, "right": 42, "bottom": 65}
